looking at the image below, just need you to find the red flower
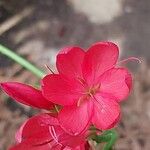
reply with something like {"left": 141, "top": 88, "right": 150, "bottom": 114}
{"left": 9, "top": 114, "right": 88, "bottom": 150}
{"left": 0, "top": 82, "right": 54, "bottom": 110}
{"left": 42, "top": 42, "right": 132, "bottom": 135}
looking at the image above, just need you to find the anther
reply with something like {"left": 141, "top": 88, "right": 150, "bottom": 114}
{"left": 77, "top": 77, "right": 86, "bottom": 86}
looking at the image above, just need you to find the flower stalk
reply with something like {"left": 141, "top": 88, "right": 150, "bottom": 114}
{"left": 0, "top": 44, "right": 45, "bottom": 78}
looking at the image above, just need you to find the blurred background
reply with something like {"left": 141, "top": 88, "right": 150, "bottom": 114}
{"left": 0, "top": 0, "right": 150, "bottom": 149}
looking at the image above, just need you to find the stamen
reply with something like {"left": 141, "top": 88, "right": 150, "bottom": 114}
{"left": 49, "top": 126, "right": 59, "bottom": 144}
{"left": 77, "top": 77, "right": 87, "bottom": 87}
{"left": 45, "top": 64, "right": 55, "bottom": 74}
{"left": 54, "top": 105, "right": 59, "bottom": 113}
{"left": 117, "top": 57, "right": 142, "bottom": 65}
{"left": 93, "top": 84, "right": 101, "bottom": 92}
{"left": 92, "top": 95, "right": 100, "bottom": 104}
{"left": 77, "top": 96, "right": 85, "bottom": 107}
{"left": 89, "top": 93, "right": 94, "bottom": 98}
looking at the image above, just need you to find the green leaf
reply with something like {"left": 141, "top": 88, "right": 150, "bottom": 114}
{"left": 92, "top": 129, "right": 118, "bottom": 150}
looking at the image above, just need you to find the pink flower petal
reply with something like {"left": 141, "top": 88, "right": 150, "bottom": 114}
{"left": 72, "top": 142, "right": 90, "bottom": 150}
{"left": 92, "top": 94, "right": 120, "bottom": 130}
{"left": 22, "top": 114, "right": 86, "bottom": 148}
{"left": 52, "top": 126, "right": 86, "bottom": 148}
{"left": 11, "top": 114, "right": 87, "bottom": 150}
{"left": 42, "top": 74, "right": 83, "bottom": 106}
{"left": 125, "top": 73, "right": 132, "bottom": 91}
{"left": 22, "top": 114, "right": 58, "bottom": 145}
{"left": 15, "top": 120, "right": 28, "bottom": 143}
{"left": 58, "top": 101, "right": 93, "bottom": 135}
{"left": 0, "top": 82, "right": 53, "bottom": 110}
{"left": 57, "top": 47, "right": 85, "bottom": 79}
{"left": 9, "top": 143, "right": 52, "bottom": 150}
{"left": 99, "top": 68, "right": 132, "bottom": 102}
{"left": 83, "top": 42, "right": 119, "bottom": 84}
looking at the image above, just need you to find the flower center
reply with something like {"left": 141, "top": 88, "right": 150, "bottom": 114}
{"left": 86, "top": 84, "right": 100, "bottom": 97}
{"left": 77, "top": 77, "right": 100, "bottom": 96}
{"left": 77, "top": 83, "right": 100, "bottom": 107}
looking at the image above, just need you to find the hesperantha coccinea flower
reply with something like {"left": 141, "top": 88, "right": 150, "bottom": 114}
{"left": 0, "top": 41, "right": 136, "bottom": 149}
{"left": 9, "top": 114, "right": 88, "bottom": 150}
{"left": 41, "top": 42, "right": 132, "bottom": 135}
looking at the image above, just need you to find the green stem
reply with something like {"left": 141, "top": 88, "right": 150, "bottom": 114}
{"left": 0, "top": 44, "right": 45, "bottom": 78}
{"left": 92, "top": 129, "right": 118, "bottom": 150}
